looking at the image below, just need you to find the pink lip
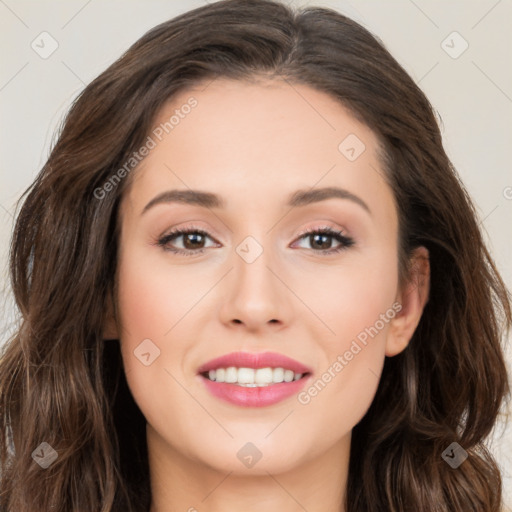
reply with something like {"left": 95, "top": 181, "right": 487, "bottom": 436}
{"left": 200, "top": 377, "right": 311, "bottom": 407}
{"left": 197, "top": 351, "right": 312, "bottom": 374}
{"left": 197, "top": 351, "right": 313, "bottom": 408}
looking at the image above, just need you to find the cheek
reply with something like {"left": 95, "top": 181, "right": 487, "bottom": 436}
{"left": 115, "top": 249, "right": 186, "bottom": 399}
{"left": 292, "top": 246, "right": 397, "bottom": 422}
{"left": 115, "top": 252, "right": 207, "bottom": 447}
{"left": 295, "top": 302, "right": 391, "bottom": 449}
{"left": 116, "top": 247, "right": 204, "bottom": 343}
{"left": 290, "top": 246, "right": 399, "bottom": 344}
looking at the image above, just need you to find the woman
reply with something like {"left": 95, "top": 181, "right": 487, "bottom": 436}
{"left": 1, "top": 0, "right": 510, "bottom": 510}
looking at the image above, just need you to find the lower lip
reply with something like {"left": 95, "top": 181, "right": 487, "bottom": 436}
{"left": 200, "top": 375, "right": 311, "bottom": 407}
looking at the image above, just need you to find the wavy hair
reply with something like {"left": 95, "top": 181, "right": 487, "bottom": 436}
{"left": 1, "top": 0, "right": 510, "bottom": 510}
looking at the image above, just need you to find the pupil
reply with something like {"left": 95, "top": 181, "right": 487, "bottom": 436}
{"left": 185, "top": 233, "right": 204, "bottom": 249}
{"left": 312, "top": 234, "right": 330, "bottom": 250}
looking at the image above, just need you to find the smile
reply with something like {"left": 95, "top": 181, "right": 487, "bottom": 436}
{"left": 203, "top": 367, "right": 305, "bottom": 386}
{"left": 197, "top": 351, "right": 312, "bottom": 407}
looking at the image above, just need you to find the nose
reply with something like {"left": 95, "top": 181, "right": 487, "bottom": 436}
{"left": 218, "top": 236, "right": 292, "bottom": 333}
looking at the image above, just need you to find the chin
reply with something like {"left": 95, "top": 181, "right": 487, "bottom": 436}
{"left": 184, "top": 435, "right": 314, "bottom": 476}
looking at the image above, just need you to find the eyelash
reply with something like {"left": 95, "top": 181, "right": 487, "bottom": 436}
{"left": 157, "top": 226, "right": 354, "bottom": 256}
{"left": 156, "top": 225, "right": 355, "bottom": 257}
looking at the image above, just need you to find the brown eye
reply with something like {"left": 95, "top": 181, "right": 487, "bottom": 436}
{"left": 181, "top": 232, "right": 206, "bottom": 250}
{"left": 293, "top": 227, "right": 354, "bottom": 255}
{"left": 309, "top": 232, "right": 335, "bottom": 250}
{"left": 157, "top": 228, "right": 217, "bottom": 256}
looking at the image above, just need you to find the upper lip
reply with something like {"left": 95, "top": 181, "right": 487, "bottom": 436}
{"left": 197, "top": 351, "right": 312, "bottom": 375}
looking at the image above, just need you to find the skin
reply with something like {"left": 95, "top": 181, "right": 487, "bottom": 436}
{"left": 104, "top": 77, "right": 430, "bottom": 512}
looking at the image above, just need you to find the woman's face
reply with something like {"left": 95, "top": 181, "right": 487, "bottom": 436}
{"left": 112, "top": 78, "right": 424, "bottom": 475}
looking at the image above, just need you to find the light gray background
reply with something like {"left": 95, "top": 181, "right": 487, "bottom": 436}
{"left": 1, "top": 0, "right": 511, "bottom": 508}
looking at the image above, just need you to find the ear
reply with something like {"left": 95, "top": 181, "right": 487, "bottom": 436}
{"left": 385, "top": 246, "right": 430, "bottom": 357}
{"left": 102, "top": 289, "right": 120, "bottom": 340}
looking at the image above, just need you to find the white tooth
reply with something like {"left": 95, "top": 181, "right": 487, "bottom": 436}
{"left": 283, "top": 370, "right": 294, "bottom": 382}
{"left": 272, "top": 367, "right": 284, "bottom": 383}
{"left": 225, "top": 366, "right": 237, "bottom": 383}
{"left": 255, "top": 367, "right": 273, "bottom": 384}
{"left": 211, "top": 367, "right": 302, "bottom": 386}
{"left": 237, "top": 367, "right": 255, "bottom": 384}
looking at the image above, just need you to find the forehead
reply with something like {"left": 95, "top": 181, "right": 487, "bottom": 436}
{"left": 121, "top": 77, "right": 395, "bottom": 224}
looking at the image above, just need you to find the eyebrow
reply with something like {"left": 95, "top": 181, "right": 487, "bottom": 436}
{"left": 141, "top": 186, "right": 371, "bottom": 216}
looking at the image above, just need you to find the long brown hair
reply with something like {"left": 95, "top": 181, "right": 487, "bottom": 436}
{"left": 1, "top": 1, "right": 510, "bottom": 510}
